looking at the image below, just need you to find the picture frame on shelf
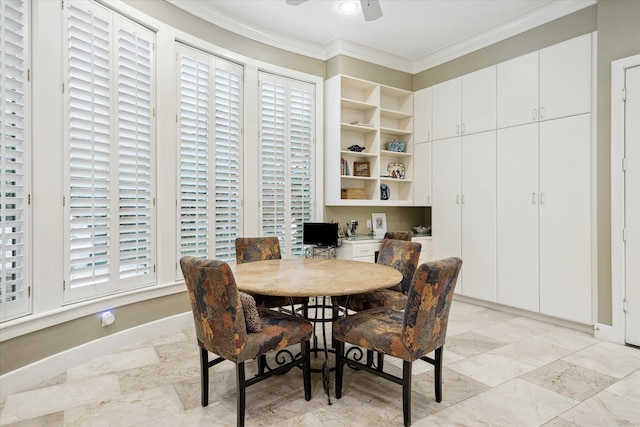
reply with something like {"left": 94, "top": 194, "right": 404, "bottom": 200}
{"left": 372, "top": 212, "right": 387, "bottom": 237}
{"left": 354, "top": 161, "right": 371, "bottom": 177}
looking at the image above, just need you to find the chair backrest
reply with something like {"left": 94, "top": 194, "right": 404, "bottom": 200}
{"left": 180, "top": 256, "right": 247, "bottom": 361}
{"left": 384, "top": 231, "right": 413, "bottom": 241}
{"left": 235, "top": 237, "right": 281, "bottom": 264}
{"left": 402, "top": 257, "right": 462, "bottom": 356}
{"left": 376, "top": 238, "right": 422, "bottom": 294}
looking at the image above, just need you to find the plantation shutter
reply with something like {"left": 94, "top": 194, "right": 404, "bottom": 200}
{"left": 115, "top": 18, "right": 154, "bottom": 284}
{"left": 177, "top": 44, "right": 242, "bottom": 271}
{"left": 65, "top": 1, "right": 155, "bottom": 301}
{"left": 0, "top": 0, "right": 30, "bottom": 321}
{"left": 259, "top": 73, "right": 314, "bottom": 257}
{"left": 212, "top": 66, "right": 241, "bottom": 259}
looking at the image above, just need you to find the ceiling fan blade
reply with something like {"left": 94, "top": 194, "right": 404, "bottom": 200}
{"left": 360, "top": 0, "right": 382, "bottom": 21}
{"left": 285, "top": 0, "right": 308, "bottom": 5}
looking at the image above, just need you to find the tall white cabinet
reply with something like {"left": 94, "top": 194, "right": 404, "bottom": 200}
{"left": 496, "top": 124, "right": 540, "bottom": 312}
{"left": 432, "top": 132, "right": 496, "bottom": 299}
{"left": 427, "top": 33, "right": 593, "bottom": 325}
{"left": 538, "top": 114, "right": 592, "bottom": 323}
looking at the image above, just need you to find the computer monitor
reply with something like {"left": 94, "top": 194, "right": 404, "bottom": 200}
{"left": 303, "top": 222, "right": 338, "bottom": 248}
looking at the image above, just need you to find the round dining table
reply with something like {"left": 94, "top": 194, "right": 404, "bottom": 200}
{"left": 231, "top": 257, "right": 402, "bottom": 404}
{"left": 232, "top": 257, "right": 402, "bottom": 297}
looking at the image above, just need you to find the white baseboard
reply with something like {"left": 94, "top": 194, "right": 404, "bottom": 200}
{"left": 0, "top": 312, "right": 192, "bottom": 401}
{"left": 594, "top": 322, "right": 625, "bottom": 344}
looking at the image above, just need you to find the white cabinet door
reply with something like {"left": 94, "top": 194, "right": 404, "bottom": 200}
{"left": 413, "top": 236, "right": 433, "bottom": 266}
{"left": 413, "top": 142, "right": 431, "bottom": 206}
{"left": 461, "top": 131, "right": 497, "bottom": 301}
{"left": 432, "top": 78, "right": 461, "bottom": 140}
{"left": 539, "top": 34, "right": 592, "bottom": 121}
{"left": 431, "top": 138, "right": 462, "bottom": 291}
{"left": 414, "top": 87, "right": 432, "bottom": 142}
{"left": 496, "top": 123, "right": 539, "bottom": 312}
{"left": 462, "top": 66, "right": 497, "bottom": 135}
{"left": 539, "top": 114, "right": 591, "bottom": 324}
{"left": 497, "top": 51, "right": 539, "bottom": 129}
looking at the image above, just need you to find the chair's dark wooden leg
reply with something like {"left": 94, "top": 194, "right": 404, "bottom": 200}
{"left": 200, "top": 347, "right": 209, "bottom": 407}
{"left": 302, "top": 339, "right": 312, "bottom": 401}
{"left": 237, "top": 362, "right": 246, "bottom": 427}
{"left": 434, "top": 347, "right": 443, "bottom": 402}
{"left": 377, "top": 352, "right": 385, "bottom": 372}
{"left": 403, "top": 360, "right": 412, "bottom": 427}
{"left": 335, "top": 341, "right": 345, "bottom": 399}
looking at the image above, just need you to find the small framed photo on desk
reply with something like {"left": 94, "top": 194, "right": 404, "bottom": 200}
{"left": 372, "top": 212, "right": 387, "bottom": 237}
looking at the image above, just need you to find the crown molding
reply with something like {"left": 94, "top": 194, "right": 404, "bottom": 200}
{"left": 411, "top": 0, "right": 596, "bottom": 73}
{"left": 167, "top": 0, "right": 596, "bottom": 74}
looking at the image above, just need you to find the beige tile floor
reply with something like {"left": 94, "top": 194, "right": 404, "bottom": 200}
{"left": 2, "top": 300, "right": 639, "bottom": 426}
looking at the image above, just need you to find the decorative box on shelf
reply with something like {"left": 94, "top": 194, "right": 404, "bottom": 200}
{"left": 341, "top": 188, "right": 366, "bottom": 199}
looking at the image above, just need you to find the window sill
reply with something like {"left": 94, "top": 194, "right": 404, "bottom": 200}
{"left": 0, "top": 281, "right": 186, "bottom": 341}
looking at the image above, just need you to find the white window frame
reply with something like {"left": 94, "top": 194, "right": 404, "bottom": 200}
{"left": 62, "top": 0, "right": 156, "bottom": 303}
{"left": 0, "top": 0, "right": 31, "bottom": 322}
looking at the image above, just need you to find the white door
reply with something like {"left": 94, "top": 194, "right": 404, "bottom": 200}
{"left": 462, "top": 65, "right": 497, "bottom": 135}
{"left": 461, "top": 131, "right": 497, "bottom": 301}
{"left": 414, "top": 87, "right": 432, "bottom": 142}
{"left": 496, "top": 124, "right": 539, "bottom": 312}
{"left": 431, "top": 138, "right": 462, "bottom": 292}
{"left": 539, "top": 34, "right": 592, "bottom": 121}
{"left": 497, "top": 51, "right": 539, "bottom": 129}
{"left": 625, "top": 65, "right": 640, "bottom": 346}
{"left": 413, "top": 142, "right": 431, "bottom": 206}
{"left": 432, "top": 78, "right": 461, "bottom": 140}
{"left": 539, "top": 114, "right": 591, "bottom": 324}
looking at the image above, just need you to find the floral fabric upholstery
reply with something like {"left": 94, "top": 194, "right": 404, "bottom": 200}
{"left": 383, "top": 230, "right": 413, "bottom": 241}
{"left": 341, "top": 239, "right": 421, "bottom": 311}
{"left": 235, "top": 237, "right": 308, "bottom": 309}
{"left": 346, "top": 288, "right": 408, "bottom": 312}
{"left": 180, "top": 256, "right": 313, "bottom": 364}
{"left": 333, "top": 257, "right": 462, "bottom": 362}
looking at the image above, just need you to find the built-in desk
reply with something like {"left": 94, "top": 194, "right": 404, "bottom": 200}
{"left": 337, "top": 234, "right": 432, "bottom": 265}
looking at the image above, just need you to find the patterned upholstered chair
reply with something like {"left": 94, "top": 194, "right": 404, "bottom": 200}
{"left": 235, "top": 237, "right": 309, "bottom": 317}
{"left": 346, "top": 239, "right": 422, "bottom": 312}
{"left": 334, "top": 239, "right": 421, "bottom": 369}
{"left": 384, "top": 230, "right": 413, "bottom": 241}
{"left": 180, "top": 256, "right": 313, "bottom": 427}
{"left": 333, "top": 257, "right": 462, "bottom": 427}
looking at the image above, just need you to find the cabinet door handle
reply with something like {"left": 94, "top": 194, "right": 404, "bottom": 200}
{"left": 427, "top": 130, "right": 431, "bottom": 141}
{"left": 532, "top": 192, "right": 537, "bottom": 204}
{"left": 532, "top": 108, "right": 538, "bottom": 120}
{"left": 540, "top": 192, "right": 545, "bottom": 204}
{"left": 456, "top": 194, "right": 460, "bottom": 204}
{"left": 456, "top": 124, "right": 460, "bottom": 135}
{"left": 461, "top": 123, "right": 465, "bottom": 134}
{"left": 461, "top": 194, "right": 465, "bottom": 204}
{"left": 427, "top": 195, "right": 431, "bottom": 205}
{"left": 540, "top": 107, "right": 545, "bottom": 119}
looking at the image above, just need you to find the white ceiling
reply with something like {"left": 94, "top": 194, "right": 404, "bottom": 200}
{"left": 168, "top": 0, "right": 595, "bottom": 73}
